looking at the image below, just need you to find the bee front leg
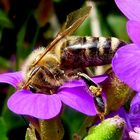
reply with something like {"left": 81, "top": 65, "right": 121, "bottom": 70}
{"left": 77, "top": 72, "right": 106, "bottom": 121}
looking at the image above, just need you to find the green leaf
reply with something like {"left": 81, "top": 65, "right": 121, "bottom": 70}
{"left": 53, "top": 0, "right": 62, "bottom": 3}
{"left": 0, "top": 117, "right": 8, "bottom": 140}
{"left": 107, "top": 15, "right": 129, "bottom": 41}
{"left": 84, "top": 116, "right": 125, "bottom": 140}
{"left": 2, "top": 107, "right": 26, "bottom": 131}
{"left": 16, "top": 16, "right": 32, "bottom": 69}
{"left": 0, "top": 10, "right": 13, "bottom": 28}
{"left": 0, "top": 57, "right": 10, "bottom": 69}
{"left": 62, "top": 107, "right": 86, "bottom": 140}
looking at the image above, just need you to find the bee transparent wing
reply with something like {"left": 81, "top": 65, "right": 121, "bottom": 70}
{"left": 33, "top": 6, "right": 91, "bottom": 66}
{"left": 61, "top": 6, "right": 91, "bottom": 35}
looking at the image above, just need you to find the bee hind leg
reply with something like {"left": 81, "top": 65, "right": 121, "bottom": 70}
{"left": 77, "top": 72, "right": 106, "bottom": 121}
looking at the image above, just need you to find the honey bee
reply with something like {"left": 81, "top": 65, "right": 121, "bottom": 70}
{"left": 21, "top": 6, "right": 126, "bottom": 95}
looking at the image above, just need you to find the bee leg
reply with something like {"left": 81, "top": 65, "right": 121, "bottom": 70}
{"left": 77, "top": 72, "right": 106, "bottom": 121}
{"left": 77, "top": 72, "right": 98, "bottom": 87}
{"left": 29, "top": 83, "right": 37, "bottom": 93}
{"left": 93, "top": 94, "right": 106, "bottom": 121}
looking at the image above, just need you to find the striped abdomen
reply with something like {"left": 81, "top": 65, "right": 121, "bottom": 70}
{"left": 60, "top": 36, "right": 126, "bottom": 69}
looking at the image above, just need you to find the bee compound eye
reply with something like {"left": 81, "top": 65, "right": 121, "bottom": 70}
{"left": 29, "top": 84, "right": 37, "bottom": 93}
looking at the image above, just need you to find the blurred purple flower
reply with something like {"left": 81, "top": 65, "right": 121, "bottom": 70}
{"left": 107, "top": 93, "right": 140, "bottom": 140}
{"left": 129, "top": 127, "right": 140, "bottom": 140}
{"left": 112, "top": 0, "right": 140, "bottom": 92}
{"left": 0, "top": 71, "right": 107, "bottom": 119}
{"left": 112, "top": 1, "right": 140, "bottom": 139}
{"left": 128, "top": 93, "right": 140, "bottom": 140}
{"left": 123, "top": 93, "right": 140, "bottom": 140}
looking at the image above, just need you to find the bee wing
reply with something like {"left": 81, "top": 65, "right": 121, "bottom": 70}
{"left": 33, "top": 6, "right": 91, "bottom": 65}
{"left": 61, "top": 6, "right": 91, "bottom": 35}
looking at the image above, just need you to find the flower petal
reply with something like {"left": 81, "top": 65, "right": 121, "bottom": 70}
{"left": 130, "top": 92, "right": 140, "bottom": 115}
{"left": 129, "top": 115, "right": 140, "bottom": 131}
{"left": 115, "top": 0, "right": 140, "bottom": 21}
{"left": 58, "top": 87, "right": 97, "bottom": 116}
{"left": 134, "top": 127, "right": 140, "bottom": 133}
{"left": 112, "top": 44, "right": 140, "bottom": 91}
{"left": 127, "top": 21, "right": 140, "bottom": 48}
{"left": 91, "top": 75, "right": 108, "bottom": 84}
{"left": 7, "top": 90, "right": 62, "bottom": 119}
{"left": 129, "top": 128, "right": 140, "bottom": 140}
{"left": 0, "top": 71, "right": 22, "bottom": 88}
{"left": 60, "top": 75, "right": 107, "bottom": 89}
{"left": 129, "top": 93, "right": 140, "bottom": 130}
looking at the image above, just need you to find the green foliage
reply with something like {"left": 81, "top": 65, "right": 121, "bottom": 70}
{"left": 0, "top": 57, "right": 10, "bottom": 69}
{"left": 0, "top": 117, "right": 8, "bottom": 140}
{"left": 62, "top": 107, "right": 86, "bottom": 140}
{"left": 0, "top": 10, "right": 13, "bottom": 28}
{"left": 2, "top": 108, "right": 26, "bottom": 131}
{"left": 107, "top": 15, "right": 129, "bottom": 41}
{"left": 84, "top": 116, "right": 125, "bottom": 140}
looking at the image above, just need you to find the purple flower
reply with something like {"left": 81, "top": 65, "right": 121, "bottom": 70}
{"left": 124, "top": 93, "right": 140, "bottom": 140}
{"left": 111, "top": 1, "right": 140, "bottom": 139}
{"left": 107, "top": 93, "right": 140, "bottom": 140}
{"left": 0, "top": 71, "right": 107, "bottom": 119}
{"left": 129, "top": 127, "right": 140, "bottom": 140}
{"left": 112, "top": 0, "right": 140, "bottom": 92}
